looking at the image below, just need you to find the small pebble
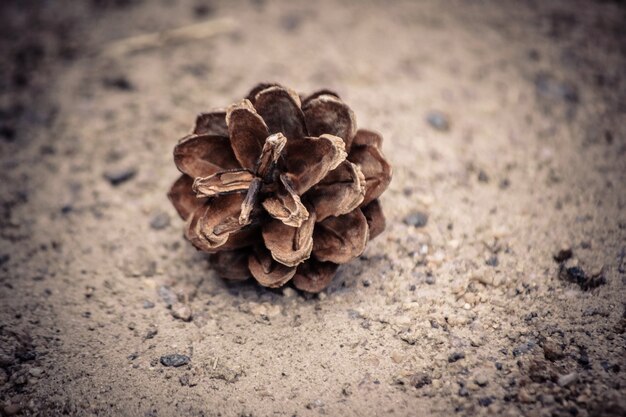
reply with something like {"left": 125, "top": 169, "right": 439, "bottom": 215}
{"left": 409, "top": 372, "right": 432, "bottom": 388}
{"left": 478, "top": 397, "right": 493, "bottom": 407}
{"left": 543, "top": 340, "right": 564, "bottom": 361}
{"left": 171, "top": 303, "right": 193, "bottom": 322}
{"left": 553, "top": 248, "right": 573, "bottom": 263}
{"left": 160, "top": 354, "right": 190, "bottom": 367}
{"left": 426, "top": 110, "right": 450, "bottom": 131}
{"left": 474, "top": 372, "right": 488, "bottom": 387}
{"left": 558, "top": 372, "right": 578, "bottom": 387}
{"left": 145, "top": 325, "right": 158, "bottom": 340}
{"left": 448, "top": 352, "right": 465, "bottom": 363}
{"left": 150, "top": 212, "right": 170, "bottom": 230}
{"left": 103, "top": 166, "right": 137, "bottom": 186}
{"left": 404, "top": 211, "right": 429, "bottom": 228}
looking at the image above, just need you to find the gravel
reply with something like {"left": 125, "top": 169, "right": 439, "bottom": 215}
{"left": 160, "top": 354, "right": 190, "bottom": 367}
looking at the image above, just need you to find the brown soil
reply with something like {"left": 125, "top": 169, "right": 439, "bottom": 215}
{"left": 1, "top": 1, "right": 625, "bottom": 416}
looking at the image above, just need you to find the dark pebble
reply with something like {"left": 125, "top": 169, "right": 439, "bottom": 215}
{"left": 426, "top": 110, "right": 450, "bottom": 131}
{"left": 158, "top": 285, "right": 178, "bottom": 307}
{"left": 15, "top": 350, "right": 36, "bottom": 362}
{"left": 410, "top": 372, "right": 432, "bottom": 389}
{"left": 179, "top": 373, "right": 190, "bottom": 386}
{"left": 145, "top": 326, "right": 158, "bottom": 340}
{"left": 193, "top": 3, "right": 214, "bottom": 17}
{"left": 160, "top": 354, "right": 190, "bottom": 367}
{"left": 458, "top": 386, "right": 469, "bottom": 397}
{"left": 103, "top": 166, "right": 137, "bottom": 186}
{"left": 513, "top": 340, "right": 535, "bottom": 356}
{"left": 404, "top": 211, "right": 428, "bottom": 228}
{"left": 543, "top": 341, "right": 564, "bottom": 361}
{"left": 485, "top": 256, "right": 498, "bottom": 267}
{"left": 495, "top": 362, "right": 503, "bottom": 370}
{"left": 600, "top": 361, "right": 620, "bottom": 373}
{"left": 149, "top": 212, "right": 170, "bottom": 230}
{"left": 448, "top": 352, "right": 465, "bottom": 363}
{"left": 534, "top": 72, "right": 579, "bottom": 103}
{"left": 478, "top": 397, "right": 493, "bottom": 407}
{"left": 558, "top": 265, "right": 606, "bottom": 291}
{"left": 478, "top": 170, "right": 489, "bottom": 183}
{"left": 553, "top": 248, "right": 573, "bottom": 263}
{"left": 103, "top": 76, "right": 134, "bottom": 91}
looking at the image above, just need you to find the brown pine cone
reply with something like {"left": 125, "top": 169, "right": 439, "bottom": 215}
{"left": 168, "top": 83, "right": 392, "bottom": 293}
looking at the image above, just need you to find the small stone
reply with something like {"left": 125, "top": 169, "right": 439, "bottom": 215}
{"left": 513, "top": 340, "right": 535, "bottom": 356}
{"left": 171, "top": 303, "right": 193, "bottom": 322}
{"left": 158, "top": 285, "right": 178, "bottom": 307}
{"left": 474, "top": 372, "right": 488, "bottom": 387}
{"left": 103, "top": 76, "right": 134, "bottom": 91}
{"left": 282, "top": 287, "right": 297, "bottom": 298}
{"left": 149, "top": 212, "right": 170, "bottom": 230}
{"left": 403, "top": 211, "right": 428, "bottom": 228}
{"left": 448, "top": 352, "right": 465, "bottom": 363}
{"left": 558, "top": 265, "right": 606, "bottom": 291}
{"left": 478, "top": 170, "right": 489, "bottom": 183}
{"left": 426, "top": 110, "right": 450, "bottom": 131}
{"left": 409, "top": 372, "right": 432, "bottom": 389}
{"left": 543, "top": 340, "right": 564, "bottom": 361}
{"left": 485, "top": 255, "right": 498, "bottom": 267}
{"left": 179, "top": 374, "right": 190, "bottom": 386}
{"left": 557, "top": 372, "right": 578, "bottom": 387}
{"left": 28, "top": 367, "right": 44, "bottom": 378}
{"left": 160, "top": 354, "right": 190, "bottom": 367}
{"left": 103, "top": 166, "right": 137, "bottom": 186}
{"left": 518, "top": 387, "right": 533, "bottom": 403}
{"left": 553, "top": 248, "right": 573, "bottom": 263}
{"left": 390, "top": 351, "right": 405, "bottom": 364}
{"left": 145, "top": 325, "right": 158, "bottom": 340}
{"left": 478, "top": 397, "right": 493, "bottom": 407}
{"left": 534, "top": 72, "right": 578, "bottom": 103}
{"left": 306, "top": 399, "right": 324, "bottom": 410}
{"left": 143, "top": 300, "right": 155, "bottom": 309}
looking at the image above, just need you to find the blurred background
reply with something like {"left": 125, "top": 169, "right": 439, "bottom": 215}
{"left": 0, "top": 1, "right": 624, "bottom": 416}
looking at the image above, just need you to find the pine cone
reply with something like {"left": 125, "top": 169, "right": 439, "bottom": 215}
{"left": 168, "top": 84, "right": 392, "bottom": 292}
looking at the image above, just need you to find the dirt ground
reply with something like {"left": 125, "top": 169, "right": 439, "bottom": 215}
{"left": 1, "top": 0, "right": 625, "bottom": 416}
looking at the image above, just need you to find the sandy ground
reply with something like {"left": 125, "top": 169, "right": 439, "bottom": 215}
{"left": 1, "top": 0, "right": 625, "bottom": 416}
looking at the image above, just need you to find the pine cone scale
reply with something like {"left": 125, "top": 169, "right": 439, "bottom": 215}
{"left": 252, "top": 86, "right": 306, "bottom": 140}
{"left": 311, "top": 208, "right": 369, "bottom": 264}
{"left": 302, "top": 94, "right": 357, "bottom": 150}
{"left": 174, "top": 134, "right": 239, "bottom": 178}
{"left": 226, "top": 99, "right": 269, "bottom": 170}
